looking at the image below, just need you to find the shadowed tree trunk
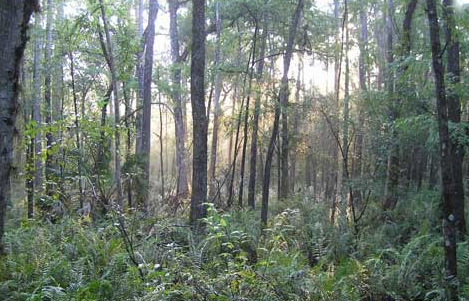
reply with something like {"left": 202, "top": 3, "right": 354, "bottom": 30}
{"left": 442, "top": 0, "right": 466, "bottom": 238}
{"left": 426, "top": 0, "right": 458, "bottom": 298}
{"left": 190, "top": 0, "right": 208, "bottom": 224}
{"left": 261, "top": 0, "right": 304, "bottom": 225}
{"left": 0, "top": 0, "right": 38, "bottom": 254}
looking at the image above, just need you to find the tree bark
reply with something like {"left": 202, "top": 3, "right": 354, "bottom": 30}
{"left": 0, "top": 0, "right": 38, "bottom": 254}
{"left": 442, "top": 0, "right": 466, "bottom": 238}
{"left": 190, "top": 0, "right": 208, "bottom": 225}
{"left": 426, "top": 0, "right": 458, "bottom": 297}
{"left": 261, "top": 0, "right": 304, "bottom": 225}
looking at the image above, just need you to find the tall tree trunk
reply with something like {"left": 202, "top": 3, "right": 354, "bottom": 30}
{"left": 383, "top": 0, "right": 399, "bottom": 211}
{"left": 238, "top": 25, "right": 259, "bottom": 208}
{"left": 33, "top": 12, "right": 43, "bottom": 202}
{"left": 44, "top": 0, "right": 54, "bottom": 196}
{"left": 169, "top": 0, "right": 189, "bottom": 199}
{"left": 135, "top": 0, "right": 144, "bottom": 153}
{"left": 247, "top": 11, "right": 268, "bottom": 209}
{"left": 354, "top": 0, "right": 367, "bottom": 180}
{"left": 261, "top": 0, "right": 304, "bottom": 225}
{"left": 426, "top": 0, "right": 458, "bottom": 298}
{"left": 99, "top": 0, "right": 123, "bottom": 209}
{"left": 190, "top": 0, "right": 208, "bottom": 224}
{"left": 140, "top": 0, "right": 159, "bottom": 210}
{"left": 442, "top": 0, "right": 466, "bottom": 238}
{"left": 208, "top": 2, "right": 222, "bottom": 201}
{"left": 0, "top": 0, "right": 38, "bottom": 254}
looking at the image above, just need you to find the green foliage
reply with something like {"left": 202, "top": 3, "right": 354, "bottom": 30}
{"left": 3, "top": 190, "right": 467, "bottom": 300}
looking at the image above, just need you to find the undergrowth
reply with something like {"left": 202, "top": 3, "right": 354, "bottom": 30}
{"left": 1, "top": 189, "right": 468, "bottom": 300}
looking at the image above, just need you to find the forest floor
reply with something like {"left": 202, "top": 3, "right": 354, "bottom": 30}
{"left": 1, "top": 189, "right": 469, "bottom": 300}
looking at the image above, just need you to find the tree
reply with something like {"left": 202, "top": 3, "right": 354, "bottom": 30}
{"left": 261, "top": 0, "right": 304, "bottom": 225}
{"left": 442, "top": 0, "right": 466, "bottom": 238}
{"left": 247, "top": 8, "right": 268, "bottom": 209}
{"left": 99, "top": 0, "right": 123, "bottom": 209}
{"left": 208, "top": 2, "right": 222, "bottom": 202}
{"left": 190, "top": 0, "right": 208, "bottom": 224}
{"left": 0, "top": 0, "right": 38, "bottom": 254}
{"left": 33, "top": 10, "right": 43, "bottom": 203}
{"left": 426, "top": 0, "right": 458, "bottom": 297}
{"left": 169, "top": 0, "right": 189, "bottom": 200}
{"left": 139, "top": 0, "right": 159, "bottom": 210}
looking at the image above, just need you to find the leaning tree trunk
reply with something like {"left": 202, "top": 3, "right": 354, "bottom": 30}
{"left": 99, "top": 0, "right": 123, "bottom": 209}
{"left": 190, "top": 0, "right": 208, "bottom": 225}
{"left": 261, "top": 0, "right": 304, "bottom": 225}
{"left": 426, "top": 0, "right": 458, "bottom": 298}
{"left": 169, "top": 0, "right": 189, "bottom": 199}
{"left": 0, "top": 0, "right": 38, "bottom": 254}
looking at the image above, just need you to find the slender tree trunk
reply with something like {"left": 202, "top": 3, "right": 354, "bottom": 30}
{"left": 442, "top": 0, "right": 466, "bottom": 238}
{"left": 247, "top": 12, "right": 268, "bottom": 209}
{"left": 238, "top": 25, "right": 259, "bottom": 208}
{"left": 190, "top": 0, "right": 208, "bottom": 224}
{"left": 261, "top": 0, "right": 304, "bottom": 225}
{"left": 69, "top": 53, "right": 84, "bottom": 209}
{"left": 44, "top": 0, "right": 54, "bottom": 196}
{"left": 123, "top": 82, "right": 133, "bottom": 208}
{"left": 169, "top": 0, "right": 189, "bottom": 198}
{"left": 135, "top": 0, "right": 144, "bottom": 153}
{"left": 354, "top": 0, "right": 367, "bottom": 180}
{"left": 383, "top": 0, "right": 399, "bottom": 211}
{"left": 140, "top": 0, "right": 159, "bottom": 210}
{"left": 99, "top": 0, "right": 123, "bottom": 209}
{"left": 33, "top": 12, "right": 43, "bottom": 202}
{"left": 208, "top": 2, "right": 222, "bottom": 201}
{"left": 159, "top": 103, "right": 165, "bottom": 200}
{"left": 0, "top": 0, "right": 38, "bottom": 254}
{"left": 426, "top": 0, "right": 458, "bottom": 298}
